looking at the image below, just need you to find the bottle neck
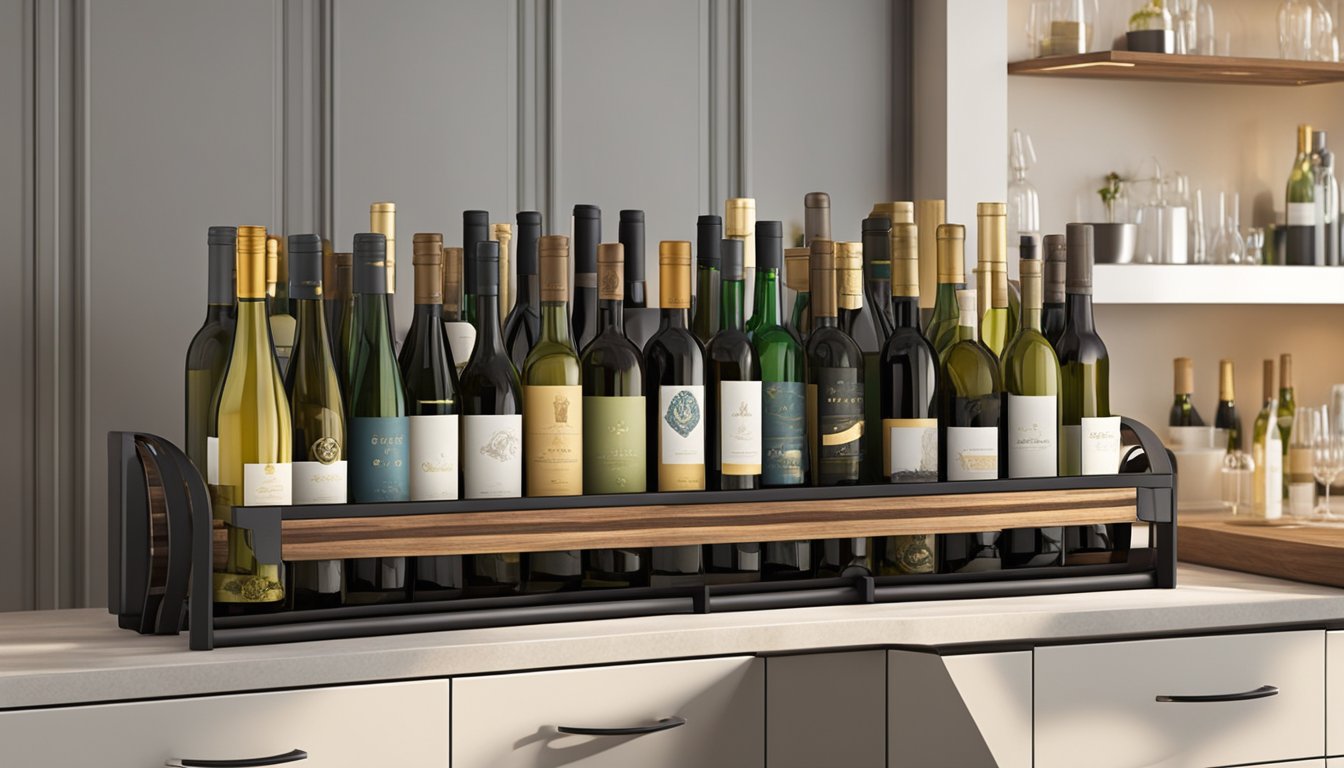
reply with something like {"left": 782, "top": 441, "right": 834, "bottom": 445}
{"left": 411, "top": 299, "right": 447, "bottom": 343}
{"left": 751, "top": 267, "right": 779, "bottom": 327}
{"left": 355, "top": 292, "right": 392, "bottom": 340}
{"left": 956, "top": 316, "right": 977, "bottom": 343}
{"left": 600, "top": 296, "right": 625, "bottom": 334}
{"left": 721, "top": 278, "right": 745, "bottom": 332}
{"left": 1064, "top": 291, "right": 1096, "bottom": 334}
{"left": 476, "top": 294, "right": 505, "bottom": 352}
{"left": 1021, "top": 303, "right": 1042, "bottom": 333}
{"left": 695, "top": 265, "right": 720, "bottom": 323}
{"left": 661, "top": 307, "right": 690, "bottom": 330}
{"left": 814, "top": 313, "right": 838, "bottom": 330}
{"left": 205, "top": 303, "right": 233, "bottom": 323}
{"left": 893, "top": 296, "right": 920, "bottom": 329}
{"left": 235, "top": 297, "right": 274, "bottom": 358}
{"left": 540, "top": 300, "right": 574, "bottom": 344}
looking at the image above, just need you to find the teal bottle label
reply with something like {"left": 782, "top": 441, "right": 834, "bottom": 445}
{"left": 349, "top": 416, "right": 410, "bottom": 502}
{"left": 762, "top": 381, "right": 805, "bottom": 486}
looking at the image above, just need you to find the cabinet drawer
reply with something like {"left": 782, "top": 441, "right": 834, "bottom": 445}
{"left": 1329, "top": 631, "right": 1344, "bottom": 755}
{"left": 452, "top": 656, "right": 763, "bottom": 768}
{"left": 0, "top": 679, "right": 450, "bottom": 768}
{"left": 1036, "top": 630, "right": 1324, "bottom": 768}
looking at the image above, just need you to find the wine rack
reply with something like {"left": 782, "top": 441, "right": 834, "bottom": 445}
{"left": 108, "top": 419, "right": 1176, "bottom": 651}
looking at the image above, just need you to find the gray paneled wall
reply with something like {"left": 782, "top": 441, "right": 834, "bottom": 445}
{"left": 5, "top": 0, "right": 911, "bottom": 611}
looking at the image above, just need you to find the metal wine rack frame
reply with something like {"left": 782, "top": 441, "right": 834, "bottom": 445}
{"left": 108, "top": 418, "right": 1175, "bottom": 651}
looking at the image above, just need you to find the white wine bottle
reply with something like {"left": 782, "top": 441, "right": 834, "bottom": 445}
{"left": 1252, "top": 359, "right": 1283, "bottom": 519}
{"left": 978, "top": 203, "right": 1012, "bottom": 358}
{"left": 186, "top": 226, "right": 236, "bottom": 482}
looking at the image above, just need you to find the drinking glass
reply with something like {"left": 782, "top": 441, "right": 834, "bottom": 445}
{"left": 1313, "top": 407, "right": 1344, "bottom": 518}
{"left": 1289, "top": 406, "right": 1324, "bottom": 517}
{"left": 1281, "top": 0, "right": 1315, "bottom": 60}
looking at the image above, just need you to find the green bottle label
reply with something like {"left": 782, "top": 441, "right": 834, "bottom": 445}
{"left": 583, "top": 395, "right": 647, "bottom": 494}
{"left": 349, "top": 416, "right": 410, "bottom": 502}
{"left": 762, "top": 381, "right": 805, "bottom": 486}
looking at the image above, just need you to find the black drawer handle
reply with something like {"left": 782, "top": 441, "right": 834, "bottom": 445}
{"left": 166, "top": 748, "right": 308, "bottom": 767}
{"left": 556, "top": 716, "right": 687, "bottom": 736}
{"left": 1156, "top": 685, "right": 1279, "bottom": 703}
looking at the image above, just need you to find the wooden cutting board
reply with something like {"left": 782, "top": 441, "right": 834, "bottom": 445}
{"left": 1178, "top": 513, "right": 1344, "bottom": 589}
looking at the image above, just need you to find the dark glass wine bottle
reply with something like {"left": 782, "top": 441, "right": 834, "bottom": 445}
{"left": 644, "top": 240, "right": 706, "bottom": 587}
{"left": 925, "top": 225, "right": 967, "bottom": 360}
{"left": 839, "top": 238, "right": 884, "bottom": 486}
{"left": 1169, "top": 357, "right": 1205, "bottom": 427}
{"left": 186, "top": 226, "right": 237, "bottom": 482}
{"left": 284, "top": 234, "right": 347, "bottom": 609}
{"left": 1041, "top": 234, "right": 1067, "bottom": 348}
{"left": 1286, "top": 123, "right": 1318, "bottom": 266}
{"left": 581, "top": 242, "right": 649, "bottom": 588}
{"left": 864, "top": 218, "right": 896, "bottom": 342}
{"left": 572, "top": 205, "right": 601, "bottom": 352}
{"left": 620, "top": 210, "right": 647, "bottom": 308}
{"left": 441, "top": 245, "right": 476, "bottom": 373}
{"left": 462, "top": 210, "right": 490, "bottom": 328}
{"left": 504, "top": 211, "right": 543, "bottom": 371}
{"left": 692, "top": 215, "right": 722, "bottom": 346}
{"left": 323, "top": 248, "right": 351, "bottom": 365}
{"left": 459, "top": 240, "right": 522, "bottom": 595}
{"left": 1216, "top": 359, "right": 1243, "bottom": 452}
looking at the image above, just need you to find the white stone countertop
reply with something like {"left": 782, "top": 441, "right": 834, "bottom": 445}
{"left": 2, "top": 565, "right": 1342, "bottom": 710}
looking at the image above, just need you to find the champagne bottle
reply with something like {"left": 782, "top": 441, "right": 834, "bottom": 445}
{"left": 645, "top": 240, "right": 706, "bottom": 587}
{"left": 1057, "top": 224, "right": 1125, "bottom": 564}
{"left": 1253, "top": 359, "right": 1284, "bottom": 519}
{"left": 1286, "top": 124, "right": 1318, "bottom": 266}
{"left": 726, "top": 198, "right": 757, "bottom": 324}
{"left": 441, "top": 246, "right": 475, "bottom": 373}
{"left": 692, "top": 215, "right": 722, "bottom": 346}
{"left": 186, "top": 226, "right": 236, "bottom": 481}
{"left": 371, "top": 202, "right": 397, "bottom": 335}
{"left": 785, "top": 247, "right": 812, "bottom": 341}
{"left": 284, "top": 234, "right": 347, "bottom": 609}
{"left": 212, "top": 225, "right": 290, "bottom": 608}
{"left": 581, "top": 242, "right": 649, "bottom": 588}
{"left": 937, "top": 288, "right": 1003, "bottom": 574}
{"left": 571, "top": 205, "right": 601, "bottom": 352}
{"left": 1000, "top": 240, "right": 1063, "bottom": 569}
{"left": 1278, "top": 352, "right": 1297, "bottom": 496}
{"left": 838, "top": 237, "right": 883, "bottom": 485}
{"left": 978, "top": 203, "right": 1012, "bottom": 358}
{"left": 878, "top": 222, "right": 939, "bottom": 577}
{"left": 1169, "top": 357, "right": 1205, "bottom": 427}
{"left": 753, "top": 221, "right": 812, "bottom": 580}
{"left": 1215, "top": 359, "right": 1242, "bottom": 452}
{"left": 1041, "top": 234, "right": 1067, "bottom": 348}
{"left": 620, "top": 210, "right": 647, "bottom": 308}
{"left": 266, "top": 235, "right": 296, "bottom": 376}
{"left": 504, "top": 211, "right": 543, "bottom": 370}
{"left": 492, "top": 222, "right": 512, "bottom": 320}
{"left": 323, "top": 248, "right": 351, "bottom": 364}
{"left": 925, "top": 224, "right": 967, "bottom": 360}
{"left": 459, "top": 240, "right": 522, "bottom": 595}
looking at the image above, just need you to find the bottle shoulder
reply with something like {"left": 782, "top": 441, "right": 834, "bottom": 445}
{"left": 806, "top": 326, "right": 863, "bottom": 367}
{"left": 880, "top": 326, "right": 937, "bottom": 362}
{"left": 1054, "top": 327, "right": 1109, "bottom": 364}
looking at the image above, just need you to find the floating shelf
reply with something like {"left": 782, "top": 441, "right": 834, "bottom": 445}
{"left": 1008, "top": 51, "right": 1344, "bottom": 86}
{"left": 1093, "top": 264, "right": 1344, "bottom": 305}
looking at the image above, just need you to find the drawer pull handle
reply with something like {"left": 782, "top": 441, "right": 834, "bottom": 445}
{"left": 1156, "top": 685, "right": 1279, "bottom": 703}
{"left": 556, "top": 716, "right": 687, "bottom": 736}
{"left": 166, "top": 748, "right": 308, "bottom": 767}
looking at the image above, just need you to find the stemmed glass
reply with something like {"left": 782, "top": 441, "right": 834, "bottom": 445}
{"left": 1312, "top": 406, "right": 1344, "bottom": 519}
{"left": 1289, "top": 406, "right": 1323, "bottom": 517}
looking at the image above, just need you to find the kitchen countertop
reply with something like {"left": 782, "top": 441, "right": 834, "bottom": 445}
{"left": 3, "top": 565, "right": 1344, "bottom": 710}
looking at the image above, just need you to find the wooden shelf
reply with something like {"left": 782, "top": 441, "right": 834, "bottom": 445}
{"left": 1008, "top": 51, "right": 1344, "bottom": 86}
{"left": 1093, "top": 264, "right": 1344, "bottom": 304}
{"left": 1179, "top": 512, "right": 1344, "bottom": 589}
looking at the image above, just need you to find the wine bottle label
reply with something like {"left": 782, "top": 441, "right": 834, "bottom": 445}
{"left": 207, "top": 436, "right": 220, "bottom": 485}
{"left": 409, "top": 414, "right": 459, "bottom": 501}
{"left": 1288, "top": 202, "right": 1317, "bottom": 227}
{"left": 807, "top": 368, "right": 864, "bottom": 484}
{"left": 293, "top": 460, "right": 348, "bottom": 505}
{"left": 523, "top": 384, "right": 583, "bottom": 497}
{"left": 1289, "top": 446, "right": 1315, "bottom": 478}
{"left": 720, "top": 380, "right": 763, "bottom": 475}
{"left": 658, "top": 384, "right": 706, "bottom": 491}
{"left": 945, "top": 426, "right": 998, "bottom": 481}
{"left": 242, "top": 462, "right": 293, "bottom": 506}
{"left": 349, "top": 416, "right": 411, "bottom": 502}
{"left": 1062, "top": 415, "right": 1122, "bottom": 476}
{"left": 462, "top": 414, "right": 523, "bottom": 499}
{"left": 1257, "top": 441, "right": 1283, "bottom": 519}
{"left": 883, "top": 418, "right": 937, "bottom": 482}
{"left": 583, "top": 395, "right": 647, "bottom": 494}
{"left": 443, "top": 321, "right": 477, "bottom": 370}
{"left": 1007, "top": 394, "right": 1058, "bottom": 479}
{"left": 762, "top": 381, "right": 806, "bottom": 486}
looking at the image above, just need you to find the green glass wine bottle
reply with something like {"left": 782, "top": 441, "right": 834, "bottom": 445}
{"left": 924, "top": 225, "right": 967, "bottom": 360}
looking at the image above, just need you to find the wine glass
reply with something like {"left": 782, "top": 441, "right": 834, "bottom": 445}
{"left": 1313, "top": 408, "right": 1344, "bottom": 518}
{"left": 1288, "top": 405, "right": 1323, "bottom": 518}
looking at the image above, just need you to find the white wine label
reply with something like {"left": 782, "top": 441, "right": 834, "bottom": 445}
{"left": 206, "top": 436, "right": 219, "bottom": 485}
{"left": 946, "top": 426, "right": 998, "bottom": 481}
{"left": 523, "top": 384, "right": 583, "bottom": 496}
{"left": 242, "top": 462, "right": 293, "bottom": 506}
{"left": 462, "top": 414, "right": 522, "bottom": 499}
{"left": 1007, "top": 394, "right": 1058, "bottom": 478}
{"left": 1288, "top": 201, "right": 1317, "bottom": 227}
{"left": 1080, "top": 416, "right": 1121, "bottom": 475}
{"left": 409, "top": 414, "right": 459, "bottom": 501}
{"left": 884, "top": 418, "right": 937, "bottom": 482}
{"left": 660, "top": 385, "right": 706, "bottom": 465}
{"left": 719, "top": 380, "right": 762, "bottom": 475}
{"left": 444, "top": 321, "right": 477, "bottom": 370}
{"left": 293, "top": 460, "right": 347, "bottom": 505}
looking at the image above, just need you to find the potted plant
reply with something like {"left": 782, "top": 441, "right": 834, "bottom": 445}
{"left": 1126, "top": 0, "right": 1175, "bottom": 53}
{"left": 1092, "top": 172, "right": 1138, "bottom": 263}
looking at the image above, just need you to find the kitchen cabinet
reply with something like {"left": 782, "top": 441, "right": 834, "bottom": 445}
{"left": 766, "top": 651, "right": 886, "bottom": 768}
{"left": 1329, "top": 630, "right": 1344, "bottom": 756}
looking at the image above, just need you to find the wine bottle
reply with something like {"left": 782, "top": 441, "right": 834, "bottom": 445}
{"left": 1253, "top": 359, "right": 1284, "bottom": 519}
{"left": 925, "top": 224, "right": 967, "bottom": 360}
{"left": 581, "top": 242, "right": 649, "bottom": 588}
{"left": 337, "top": 252, "right": 357, "bottom": 388}
{"left": 284, "top": 234, "right": 347, "bottom": 609}
{"left": 785, "top": 247, "right": 812, "bottom": 341}
{"left": 266, "top": 235, "right": 297, "bottom": 376}
{"left": 978, "top": 203, "right": 1012, "bottom": 358}
{"left": 1057, "top": 223, "right": 1125, "bottom": 564}
{"left": 753, "top": 221, "right": 812, "bottom": 579}
{"left": 1000, "top": 241, "right": 1063, "bottom": 569}
{"left": 914, "top": 200, "right": 946, "bottom": 326}
{"left": 870, "top": 201, "right": 913, "bottom": 227}
{"left": 804, "top": 192, "right": 831, "bottom": 246}
{"left": 1169, "top": 357, "right": 1205, "bottom": 427}
{"left": 1278, "top": 352, "right": 1297, "bottom": 494}
{"left": 186, "top": 226, "right": 237, "bottom": 482}
{"left": 1315, "top": 130, "right": 1340, "bottom": 266}
{"left": 345, "top": 232, "right": 410, "bottom": 604}
{"left": 212, "top": 225, "right": 290, "bottom": 608}
{"left": 504, "top": 211, "right": 543, "bottom": 370}
{"left": 644, "top": 240, "right": 706, "bottom": 586}
{"left": 726, "top": 197, "right": 757, "bottom": 324}
{"left": 936, "top": 288, "right": 1003, "bottom": 574}
{"left": 441, "top": 246, "right": 475, "bottom": 373}
{"left": 620, "top": 210, "right": 647, "bottom": 308}
{"left": 492, "top": 222, "right": 512, "bottom": 321}
{"left": 323, "top": 248, "right": 351, "bottom": 364}
{"left": 572, "top": 205, "right": 601, "bottom": 352}
{"left": 1286, "top": 124, "right": 1318, "bottom": 266}
{"left": 837, "top": 239, "right": 883, "bottom": 486}
{"left": 1215, "top": 359, "right": 1242, "bottom": 452}
{"left": 1041, "top": 234, "right": 1067, "bottom": 347}
{"left": 371, "top": 202, "right": 397, "bottom": 335}
{"left": 864, "top": 217, "right": 896, "bottom": 342}
{"left": 877, "top": 222, "right": 939, "bottom": 577}
{"left": 692, "top": 215, "right": 722, "bottom": 346}
{"left": 462, "top": 210, "right": 490, "bottom": 327}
